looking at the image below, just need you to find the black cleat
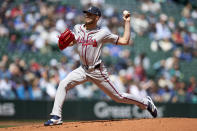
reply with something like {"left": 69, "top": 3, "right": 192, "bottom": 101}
{"left": 147, "top": 96, "right": 158, "bottom": 118}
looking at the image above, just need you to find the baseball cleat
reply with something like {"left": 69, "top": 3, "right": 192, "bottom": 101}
{"left": 44, "top": 115, "right": 63, "bottom": 126}
{"left": 147, "top": 96, "right": 158, "bottom": 118}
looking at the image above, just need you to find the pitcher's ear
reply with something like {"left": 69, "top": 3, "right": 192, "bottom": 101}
{"left": 96, "top": 16, "right": 100, "bottom": 21}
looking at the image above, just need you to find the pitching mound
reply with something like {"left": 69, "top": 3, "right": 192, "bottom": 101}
{"left": 0, "top": 118, "right": 197, "bottom": 131}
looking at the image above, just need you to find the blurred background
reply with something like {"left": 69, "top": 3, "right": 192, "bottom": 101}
{"left": 0, "top": 0, "right": 197, "bottom": 120}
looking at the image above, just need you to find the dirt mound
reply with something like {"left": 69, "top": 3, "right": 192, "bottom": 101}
{"left": 1, "top": 118, "right": 197, "bottom": 131}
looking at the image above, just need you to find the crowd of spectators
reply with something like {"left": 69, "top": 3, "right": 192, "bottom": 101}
{"left": 0, "top": 0, "right": 197, "bottom": 103}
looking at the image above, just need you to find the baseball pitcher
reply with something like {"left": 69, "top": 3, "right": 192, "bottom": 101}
{"left": 44, "top": 6, "right": 157, "bottom": 126}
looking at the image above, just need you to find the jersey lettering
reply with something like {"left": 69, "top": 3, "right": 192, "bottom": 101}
{"left": 77, "top": 37, "right": 97, "bottom": 47}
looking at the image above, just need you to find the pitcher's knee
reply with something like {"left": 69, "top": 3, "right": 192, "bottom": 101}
{"left": 112, "top": 92, "right": 132, "bottom": 103}
{"left": 59, "top": 80, "right": 69, "bottom": 91}
{"left": 111, "top": 94, "right": 124, "bottom": 103}
{"left": 59, "top": 79, "right": 76, "bottom": 91}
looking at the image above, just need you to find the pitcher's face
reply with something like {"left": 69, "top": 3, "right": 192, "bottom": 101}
{"left": 84, "top": 12, "right": 99, "bottom": 25}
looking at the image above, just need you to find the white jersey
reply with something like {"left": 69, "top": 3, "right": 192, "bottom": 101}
{"left": 73, "top": 24, "right": 119, "bottom": 66}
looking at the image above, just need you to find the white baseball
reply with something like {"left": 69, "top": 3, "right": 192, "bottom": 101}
{"left": 123, "top": 10, "right": 129, "bottom": 16}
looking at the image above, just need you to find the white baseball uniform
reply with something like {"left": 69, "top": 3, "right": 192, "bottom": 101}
{"left": 51, "top": 24, "right": 149, "bottom": 117}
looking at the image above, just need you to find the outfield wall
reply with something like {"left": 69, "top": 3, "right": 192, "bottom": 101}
{"left": 0, "top": 100, "right": 196, "bottom": 120}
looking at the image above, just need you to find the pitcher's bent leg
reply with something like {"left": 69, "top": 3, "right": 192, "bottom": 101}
{"left": 51, "top": 67, "right": 88, "bottom": 117}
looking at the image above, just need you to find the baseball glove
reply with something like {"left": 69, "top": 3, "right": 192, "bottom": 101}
{"left": 58, "top": 28, "right": 75, "bottom": 50}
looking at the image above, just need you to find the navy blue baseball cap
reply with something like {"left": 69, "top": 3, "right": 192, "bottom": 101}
{"left": 83, "top": 6, "right": 101, "bottom": 17}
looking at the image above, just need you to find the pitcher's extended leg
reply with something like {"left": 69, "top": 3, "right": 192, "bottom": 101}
{"left": 51, "top": 66, "right": 88, "bottom": 117}
{"left": 90, "top": 66, "right": 148, "bottom": 109}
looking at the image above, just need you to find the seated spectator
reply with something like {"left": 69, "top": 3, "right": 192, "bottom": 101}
{"left": 168, "top": 16, "right": 176, "bottom": 31}
{"left": 141, "top": 0, "right": 161, "bottom": 14}
{"left": 173, "top": 82, "right": 186, "bottom": 103}
{"left": 168, "top": 64, "right": 183, "bottom": 80}
{"left": 179, "top": 47, "right": 192, "bottom": 61}
{"left": 165, "top": 50, "right": 180, "bottom": 70}
{"left": 183, "top": 30, "right": 195, "bottom": 48}
{"left": 7, "top": 34, "right": 18, "bottom": 52}
{"left": 134, "top": 63, "right": 146, "bottom": 82}
{"left": 181, "top": 3, "right": 192, "bottom": 19}
{"left": 76, "top": 84, "right": 94, "bottom": 99}
{"left": 158, "top": 86, "right": 175, "bottom": 103}
{"left": 0, "top": 77, "right": 15, "bottom": 99}
{"left": 158, "top": 38, "right": 173, "bottom": 52}
{"left": 146, "top": 80, "right": 161, "bottom": 102}
{"left": 128, "top": 81, "right": 147, "bottom": 99}
{"left": 0, "top": 55, "right": 11, "bottom": 79}
{"left": 153, "top": 59, "right": 166, "bottom": 77}
{"left": 131, "top": 13, "right": 149, "bottom": 36}
{"left": 0, "top": 18, "right": 9, "bottom": 36}
{"left": 155, "top": 14, "right": 171, "bottom": 40}
{"left": 39, "top": 70, "right": 57, "bottom": 99}
{"left": 186, "top": 76, "right": 197, "bottom": 103}
{"left": 134, "top": 53, "right": 150, "bottom": 71}
{"left": 172, "top": 28, "right": 184, "bottom": 47}
{"left": 191, "top": 8, "right": 197, "bottom": 19}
